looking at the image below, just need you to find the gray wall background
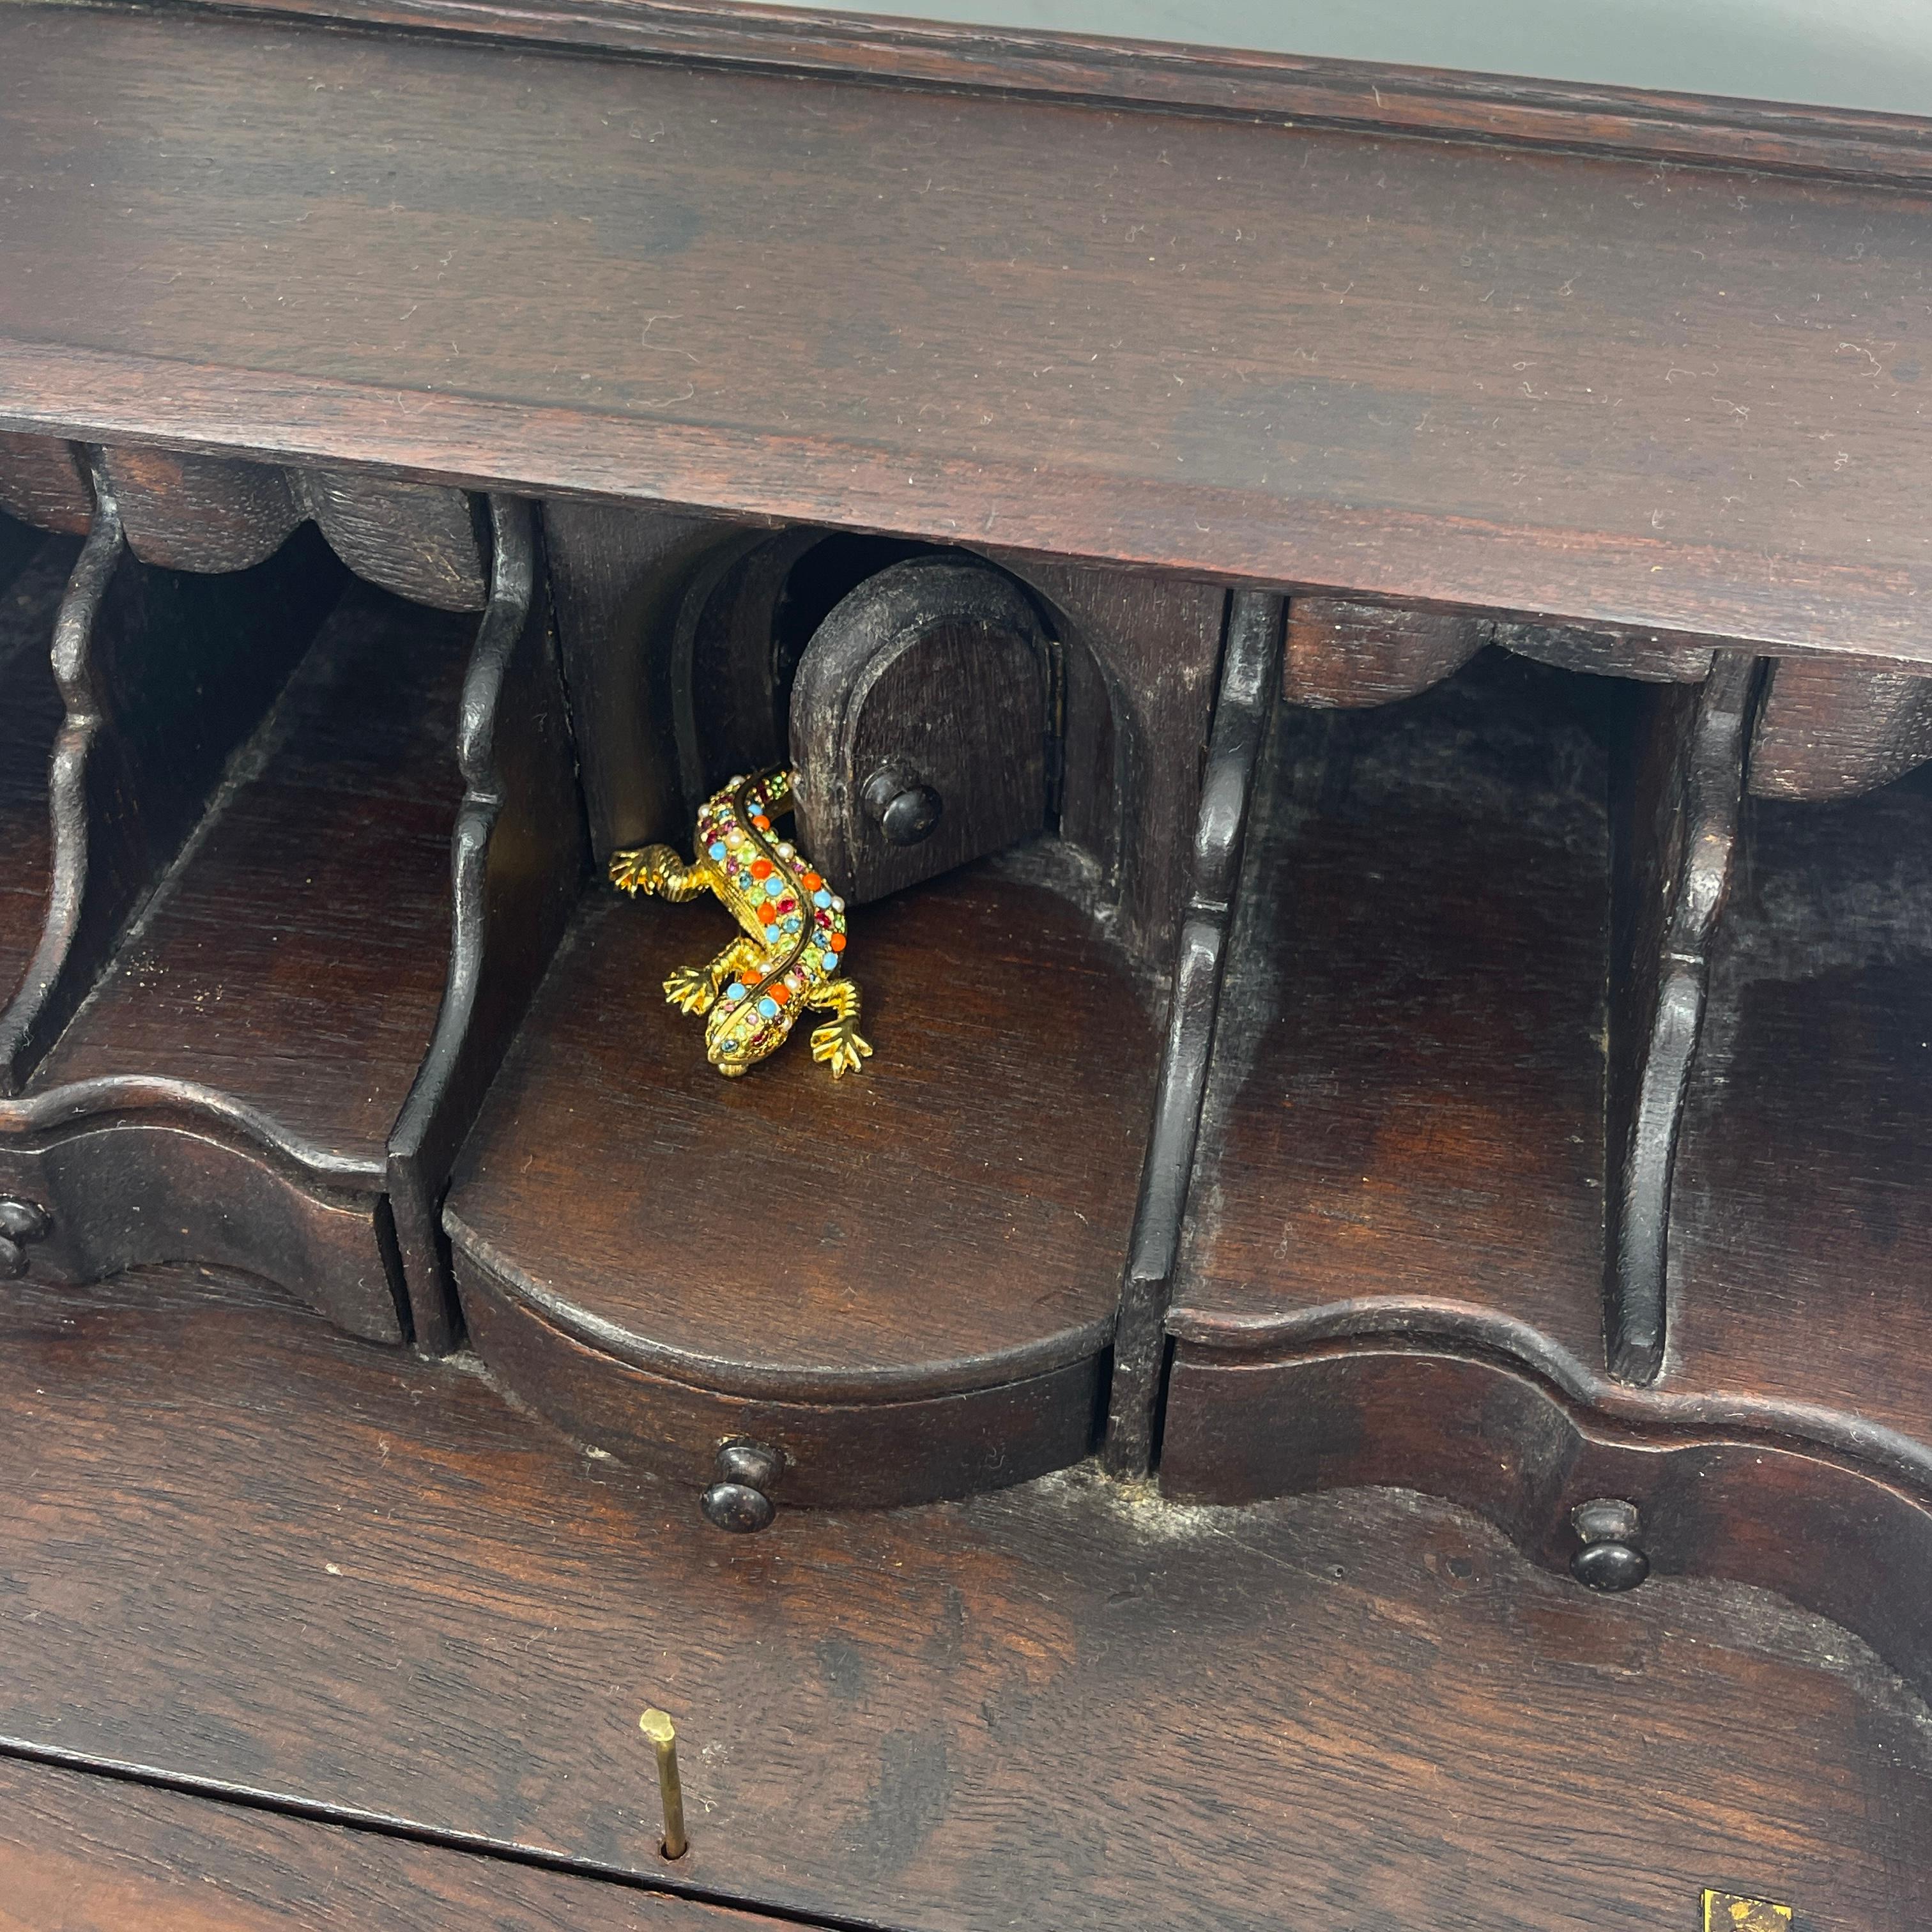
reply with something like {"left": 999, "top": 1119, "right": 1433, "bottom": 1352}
{"left": 811, "top": 3, "right": 1932, "bottom": 117}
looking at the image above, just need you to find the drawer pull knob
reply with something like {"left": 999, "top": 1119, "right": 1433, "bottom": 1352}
{"left": 1570, "top": 1496, "right": 1650, "bottom": 1591}
{"left": 701, "top": 1440, "right": 782, "bottom": 1534}
{"left": 0, "top": 1199, "right": 50, "bottom": 1276}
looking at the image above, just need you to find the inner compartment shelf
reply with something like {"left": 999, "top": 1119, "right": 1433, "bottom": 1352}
{"left": 31, "top": 581, "right": 470, "bottom": 1160}
{"left": 0, "top": 523, "right": 79, "bottom": 1009}
{"left": 1163, "top": 643, "right": 1932, "bottom": 1469}
{"left": 444, "top": 843, "right": 1158, "bottom": 1508}
{"left": 0, "top": 564, "right": 486, "bottom": 1344}
{"left": 1669, "top": 767, "right": 1932, "bottom": 1449}
{"left": 1173, "top": 648, "right": 1614, "bottom": 1372}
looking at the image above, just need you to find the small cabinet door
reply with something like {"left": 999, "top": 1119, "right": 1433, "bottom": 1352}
{"left": 789, "top": 556, "right": 1055, "bottom": 903}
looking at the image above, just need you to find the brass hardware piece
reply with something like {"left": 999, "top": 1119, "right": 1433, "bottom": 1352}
{"left": 609, "top": 767, "right": 870, "bottom": 1078}
{"left": 640, "top": 1707, "right": 688, "bottom": 1860}
{"left": 1701, "top": 1890, "right": 1792, "bottom": 1930}
{"left": 1570, "top": 1496, "right": 1650, "bottom": 1591}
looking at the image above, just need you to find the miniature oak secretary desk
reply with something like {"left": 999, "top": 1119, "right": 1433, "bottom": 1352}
{"left": 0, "top": 1, "right": 1928, "bottom": 1925}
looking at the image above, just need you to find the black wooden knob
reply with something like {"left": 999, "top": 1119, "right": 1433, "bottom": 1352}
{"left": 1569, "top": 1496, "right": 1649, "bottom": 1591}
{"left": 702, "top": 1482, "right": 776, "bottom": 1533}
{"left": 701, "top": 1439, "right": 782, "bottom": 1533}
{"left": 0, "top": 1236, "right": 23, "bottom": 1281}
{"left": 1571, "top": 1541, "right": 1650, "bottom": 1592}
{"left": 0, "top": 1199, "right": 49, "bottom": 1244}
{"left": 861, "top": 765, "right": 942, "bottom": 846}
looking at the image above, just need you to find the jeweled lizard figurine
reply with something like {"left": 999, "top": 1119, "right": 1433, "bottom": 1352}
{"left": 608, "top": 768, "right": 871, "bottom": 1078}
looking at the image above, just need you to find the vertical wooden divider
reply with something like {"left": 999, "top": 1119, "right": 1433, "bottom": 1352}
{"left": 1604, "top": 651, "right": 1761, "bottom": 1382}
{"left": 1103, "top": 589, "right": 1281, "bottom": 1475}
{"left": 388, "top": 498, "right": 589, "bottom": 1353}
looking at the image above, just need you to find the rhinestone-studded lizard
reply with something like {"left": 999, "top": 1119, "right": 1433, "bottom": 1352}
{"left": 608, "top": 768, "right": 871, "bottom": 1078}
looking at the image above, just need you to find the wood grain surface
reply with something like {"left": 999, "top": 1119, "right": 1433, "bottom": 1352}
{"left": 0, "top": 1267, "right": 1923, "bottom": 1930}
{"left": 447, "top": 851, "right": 1154, "bottom": 1399}
{"left": 0, "top": 1758, "right": 772, "bottom": 1932}
{"left": 0, "top": 430, "right": 89, "bottom": 535}
{"left": 2, "top": 8, "right": 1931, "bottom": 657}
{"left": 162, "top": 0, "right": 1932, "bottom": 187}
{"left": 1749, "top": 652, "right": 1932, "bottom": 799}
{"left": 1669, "top": 768, "right": 1932, "bottom": 1452}
{"left": 31, "top": 581, "right": 471, "bottom": 1165}
{"left": 1173, "top": 649, "right": 1614, "bottom": 1373}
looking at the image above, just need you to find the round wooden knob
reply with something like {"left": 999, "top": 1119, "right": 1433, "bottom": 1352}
{"left": 0, "top": 1199, "right": 49, "bottom": 1243}
{"left": 701, "top": 1439, "right": 782, "bottom": 1533}
{"left": 702, "top": 1482, "right": 776, "bottom": 1534}
{"left": 1569, "top": 1496, "right": 1649, "bottom": 1591}
{"left": 861, "top": 766, "right": 942, "bottom": 846}
{"left": 1570, "top": 1541, "right": 1650, "bottom": 1591}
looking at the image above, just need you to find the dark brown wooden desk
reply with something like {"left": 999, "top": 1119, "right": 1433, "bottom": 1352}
{"left": 0, "top": 4, "right": 1928, "bottom": 1925}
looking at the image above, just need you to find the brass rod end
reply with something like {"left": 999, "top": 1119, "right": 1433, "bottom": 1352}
{"left": 639, "top": 1707, "right": 688, "bottom": 1859}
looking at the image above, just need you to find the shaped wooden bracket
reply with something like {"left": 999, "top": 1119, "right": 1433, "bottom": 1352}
{"left": 101, "top": 445, "right": 489, "bottom": 610}
{"left": 387, "top": 497, "right": 587, "bottom": 1352}
{"left": 1103, "top": 589, "right": 1281, "bottom": 1476}
{"left": 1748, "top": 652, "right": 1932, "bottom": 801}
{"left": 1605, "top": 651, "right": 1761, "bottom": 1384}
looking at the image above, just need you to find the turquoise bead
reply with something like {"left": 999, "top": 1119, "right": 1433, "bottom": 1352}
{"left": 756, "top": 996, "right": 779, "bottom": 1018}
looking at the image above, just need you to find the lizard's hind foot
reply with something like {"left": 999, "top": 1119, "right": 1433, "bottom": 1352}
{"left": 809, "top": 1015, "right": 873, "bottom": 1078}
{"left": 663, "top": 963, "right": 718, "bottom": 1015}
{"left": 807, "top": 977, "right": 871, "bottom": 1078}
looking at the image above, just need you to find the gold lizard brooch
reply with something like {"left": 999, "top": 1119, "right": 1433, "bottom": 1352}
{"left": 608, "top": 768, "right": 871, "bottom": 1078}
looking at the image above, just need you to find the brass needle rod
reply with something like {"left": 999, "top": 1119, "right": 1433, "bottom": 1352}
{"left": 639, "top": 1708, "right": 688, "bottom": 1859}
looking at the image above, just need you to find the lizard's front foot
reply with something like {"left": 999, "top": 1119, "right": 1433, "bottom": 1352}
{"left": 663, "top": 963, "right": 718, "bottom": 1015}
{"left": 609, "top": 844, "right": 675, "bottom": 895}
{"left": 809, "top": 1016, "right": 873, "bottom": 1078}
